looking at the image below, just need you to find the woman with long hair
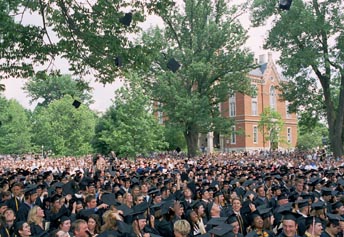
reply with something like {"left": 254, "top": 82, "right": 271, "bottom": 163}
{"left": 87, "top": 214, "right": 101, "bottom": 237}
{"left": 27, "top": 206, "right": 47, "bottom": 237}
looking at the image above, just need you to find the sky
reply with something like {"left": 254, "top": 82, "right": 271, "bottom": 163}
{"left": 1, "top": 1, "right": 273, "bottom": 113}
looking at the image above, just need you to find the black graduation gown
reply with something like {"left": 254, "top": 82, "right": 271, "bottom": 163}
{"left": 6, "top": 197, "right": 21, "bottom": 214}
{"left": 16, "top": 202, "right": 31, "bottom": 222}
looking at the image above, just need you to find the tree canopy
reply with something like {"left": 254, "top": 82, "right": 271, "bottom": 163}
{"left": 23, "top": 74, "right": 93, "bottom": 107}
{"left": 139, "top": 0, "right": 255, "bottom": 156}
{"left": 251, "top": 0, "right": 344, "bottom": 157}
{"left": 94, "top": 72, "right": 167, "bottom": 158}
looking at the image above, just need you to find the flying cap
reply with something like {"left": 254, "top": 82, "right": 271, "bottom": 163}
{"left": 119, "top": 12, "right": 132, "bottom": 26}
{"left": 72, "top": 100, "right": 81, "bottom": 109}
{"left": 167, "top": 58, "right": 181, "bottom": 73}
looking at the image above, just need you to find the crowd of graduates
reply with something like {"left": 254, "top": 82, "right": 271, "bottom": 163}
{"left": 0, "top": 151, "right": 344, "bottom": 237}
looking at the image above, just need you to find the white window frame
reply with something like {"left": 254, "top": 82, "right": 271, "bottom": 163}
{"left": 229, "top": 94, "right": 236, "bottom": 117}
{"left": 286, "top": 101, "right": 291, "bottom": 119}
{"left": 253, "top": 126, "right": 258, "bottom": 144}
{"left": 287, "top": 127, "right": 292, "bottom": 143}
{"left": 230, "top": 126, "right": 236, "bottom": 144}
{"left": 270, "top": 86, "right": 276, "bottom": 109}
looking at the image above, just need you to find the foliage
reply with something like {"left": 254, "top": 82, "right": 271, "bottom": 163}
{"left": 0, "top": 97, "right": 32, "bottom": 154}
{"left": 251, "top": 0, "right": 344, "bottom": 156}
{"left": 96, "top": 72, "right": 168, "bottom": 158}
{"left": 139, "top": 0, "right": 255, "bottom": 156}
{"left": 31, "top": 95, "right": 96, "bottom": 156}
{"left": 23, "top": 74, "right": 93, "bottom": 107}
{"left": 258, "top": 107, "right": 285, "bottom": 150}
{"left": 163, "top": 123, "right": 187, "bottom": 152}
{"left": 297, "top": 122, "right": 328, "bottom": 151}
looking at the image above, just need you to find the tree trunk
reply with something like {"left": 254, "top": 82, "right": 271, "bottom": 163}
{"left": 184, "top": 125, "right": 199, "bottom": 158}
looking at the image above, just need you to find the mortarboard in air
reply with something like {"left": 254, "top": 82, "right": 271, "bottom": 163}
{"left": 327, "top": 213, "right": 344, "bottom": 226}
{"left": 115, "top": 56, "right": 122, "bottom": 67}
{"left": 167, "top": 58, "right": 181, "bottom": 73}
{"left": 72, "top": 100, "right": 81, "bottom": 109}
{"left": 119, "top": 12, "right": 132, "bottom": 26}
{"left": 209, "top": 223, "right": 233, "bottom": 237}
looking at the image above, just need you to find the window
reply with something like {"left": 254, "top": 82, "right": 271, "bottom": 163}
{"left": 229, "top": 94, "right": 236, "bottom": 117}
{"left": 287, "top": 127, "right": 292, "bottom": 143}
{"left": 286, "top": 101, "right": 291, "bottom": 119}
{"left": 270, "top": 86, "right": 276, "bottom": 109}
{"left": 253, "top": 126, "right": 258, "bottom": 144}
{"left": 158, "top": 111, "right": 163, "bottom": 124}
{"left": 252, "top": 101, "right": 258, "bottom": 116}
{"left": 230, "top": 126, "right": 236, "bottom": 144}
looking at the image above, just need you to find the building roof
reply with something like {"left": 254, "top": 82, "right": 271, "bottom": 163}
{"left": 249, "top": 63, "right": 267, "bottom": 77}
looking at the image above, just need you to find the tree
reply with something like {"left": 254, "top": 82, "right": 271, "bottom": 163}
{"left": 0, "top": 1, "right": 57, "bottom": 79}
{"left": 31, "top": 95, "right": 96, "bottom": 156}
{"left": 95, "top": 72, "right": 167, "bottom": 158}
{"left": 258, "top": 107, "right": 284, "bottom": 150}
{"left": 0, "top": 97, "right": 32, "bottom": 154}
{"left": 140, "top": 0, "right": 255, "bottom": 157}
{"left": 23, "top": 74, "right": 93, "bottom": 107}
{"left": 297, "top": 122, "right": 328, "bottom": 151}
{"left": 251, "top": 0, "right": 344, "bottom": 157}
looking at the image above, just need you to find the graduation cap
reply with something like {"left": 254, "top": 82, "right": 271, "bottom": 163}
{"left": 167, "top": 58, "right": 181, "bottom": 73}
{"left": 327, "top": 213, "right": 344, "bottom": 226}
{"left": 24, "top": 184, "right": 37, "bottom": 196}
{"left": 72, "top": 100, "right": 81, "bottom": 109}
{"left": 295, "top": 199, "right": 309, "bottom": 209}
{"left": 207, "top": 217, "right": 228, "bottom": 227}
{"left": 14, "top": 221, "right": 26, "bottom": 234}
{"left": 119, "top": 12, "right": 132, "bottom": 26}
{"left": 332, "top": 201, "right": 343, "bottom": 210}
{"left": 190, "top": 200, "right": 203, "bottom": 210}
{"left": 305, "top": 216, "right": 322, "bottom": 228}
{"left": 311, "top": 201, "right": 326, "bottom": 211}
{"left": 321, "top": 187, "right": 332, "bottom": 196}
{"left": 281, "top": 211, "right": 300, "bottom": 222}
{"left": 209, "top": 223, "right": 233, "bottom": 237}
{"left": 257, "top": 206, "right": 272, "bottom": 219}
{"left": 279, "top": 0, "right": 292, "bottom": 11}
{"left": 101, "top": 193, "right": 119, "bottom": 206}
{"left": 132, "top": 211, "right": 146, "bottom": 220}
{"left": 133, "top": 201, "right": 149, "bottom": 214}
{"left": 115, "top": 56, "right": 122, "bottom": 67}
{"left": 58, "top": 215, "right": 71, "bottom": 225}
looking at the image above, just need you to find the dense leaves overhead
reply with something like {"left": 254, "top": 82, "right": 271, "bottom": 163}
{"left": 251, "top": 0, "right": 344, "bottom": 156}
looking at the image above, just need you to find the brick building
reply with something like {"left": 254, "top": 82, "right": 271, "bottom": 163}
{"left": 199, "top": 53, "right": 298, "bottom": 152}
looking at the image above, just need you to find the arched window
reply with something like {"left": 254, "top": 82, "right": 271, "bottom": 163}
{"left": 270, "top": 86, "right": 276, "bottom": 109}
{"left": 229, "top": 93, "right": 236, "bottom": 117}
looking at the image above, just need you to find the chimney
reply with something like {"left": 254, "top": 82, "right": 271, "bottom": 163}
{"left": 258, "top": 54, "right": 266, "bottom": 64}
